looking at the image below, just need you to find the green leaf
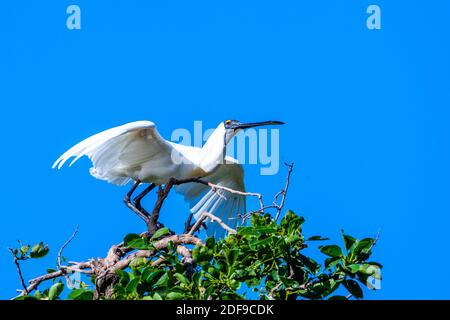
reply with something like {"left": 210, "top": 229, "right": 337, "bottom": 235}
{"left": 280, "top": 210, "right": 305, "bottom": 230}
{"left": 152, "top": 292, "right": 163, "bottom": 300}
{"left": 154, "top": 272, "right": 170, "bottom": 288}
{"left": 192, "top": 246, "right": 213, "bottom": 264}
{"left": 341, "top": 231, "right": 357, "bottom": 252}
{"left": 325, "top": 256, "right": 341, "bottom": 270}
{"left": 166, "top": 292, "right": 184, "bottom": 300}
{"left": 151, "top": 228, "right": 170, "bottom": 240}
{"left": 205, "top": 237, "right": 215, "bottom": 249}
{"left": 146, "top": 270, "right": 164, "bottom": 286}
{"left": 20, "top": 245, "right": 30, "bottom": 255}
{"left": 319, "top": 245, "right": 343, "bottom": 258}
{"left": 353, "top": 238, "right": 374, "bottom": 255}
{"left": 130, "top": 257, "right": 147, "bottom": 269}
{"left": 249, "top": 237, "right": 272, "bottom": 249}
{"left": 48, "top": 282, "right": 64, "bottom": 300}
{"left": 359, "top": 263, "right": 382, "bottom": 279}
{"left": 115, "top": 269, "right": 130, "bottom": 284}
{"left": 11, "top": 248, "right": 19, "bottom": 257}
{"left": 347, "top": 264, "right": 361, "bottom": 273}
{"left": 299, "top": 254, "right": 320, "bottom": 274}
{"left": 124, "top": 233, "right": 141, "bottom": 244}
{"left": 343, "top": 280, "right": 363, "bottom": 299}
{"left": 227, "top": 249, "right": 239, "bottom": 266}
{"left": 125, "top": 277, "right": 140, "bottom": 294}
{"left": 123, "top": 234, "right": 151, "bottom": 249}
{"left": 307, "top": 236, "right": 330, "bottom": 241}
{"left": 192, "top": 246, "right": 200, "bottom": 262}
{"left": 68, "top": 288, "right": 94, "bottom": 300}
{"left": 131, "top": 239, "right": 151, "bottom": 250}
{"left": 254, "top": 226, "right": 278, "bottom": 234}
{"left": 237, "top": 227, "right": 259, "bottom": 236}
{"left": 34, "top": 290, "right": 44, "bottom": 299}
{"left": 30, "top": 242, "right": 49, "bottom": 259}
{"left": 270, "top": 269, "right": 280, "bottom": 282}
{"left": 174, "top": 273, "right": 189, "bottom": 285}
{"left": 192, "top": 272, "right": 203, "bottom": 287}
{"left": 203, "top": 285, "right": 215, "bottom": 299}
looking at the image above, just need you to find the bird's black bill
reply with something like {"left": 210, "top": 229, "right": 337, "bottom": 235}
{"left": 235, "top": 120, "right": 285, "bottom": 130}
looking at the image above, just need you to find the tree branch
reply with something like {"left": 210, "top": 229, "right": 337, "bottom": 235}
{"left": 240, "top": 162, "right": 294, "bottom": 221}
{"left": 13, "top": 231, "right": 203, "bottom": 299}
{"left": 184, "top": 213, "right": 194, "bottom": 233}
{"left": 110, "top": 234, "right": 203, "bottom": 272}
{"left": 14, "top": 261, "right": 92, "bottom": 298}
{"left": 57, "top": 225, "right": 79, "bottom": 270}
{"left": 173, "top": 177, "right": 264, "bottom": 210}
{"left": 8, "top": 249, "right": 28, "bottom": 295}
{"left": 274, "top": 162, "right": 294, "bottom": 221}
{"left": 188, "top": 211, "right": 237, "bottom": 236}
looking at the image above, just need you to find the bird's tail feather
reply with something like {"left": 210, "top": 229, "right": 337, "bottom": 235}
{"left": 177, "top": 182, "right": 244, "bottom": 238}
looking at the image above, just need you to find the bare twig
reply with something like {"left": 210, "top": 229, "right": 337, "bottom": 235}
{"left": 274, "top": 162, "right": 294, "bottom": 221}
{"left": 268, "top": 282, "right": 283, "bottom": 299}
{"left": 240, "top": 162, "right": 294, "bottom": 221}
{"left": 174, "top": 177, "right": 265, "bottom": 211}
{"left": 372, "top": 229, "right": 381, "bottom": 248}
{"left": 9, "top": 249, "right": 28, "bottom": 295}
{"left": 184, "top": 213, "right": 194, "bottom": 233}
{"left": 13, "top": 261, "right": 93, "bottom": 298}
{"left": 356, "top": 228, "right": 381, "bottom": 264}
{"left": 187, "top": 214, "right": 207, "bottom": 235}
{"left": 151, "top": 256, "right": 167, "bottom": 267}
{"left": 57, "top": 225, "right": 79, "bottom": 270}
{"left": 188, "top": 211, "right": 237, "bottom": 236}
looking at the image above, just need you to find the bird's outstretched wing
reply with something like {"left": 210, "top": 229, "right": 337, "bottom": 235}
{"left": 52, "top": 121, "right": 173, "bottom": 185}
{"left": 176, "top": 158, "right": 246, "bottom": 238}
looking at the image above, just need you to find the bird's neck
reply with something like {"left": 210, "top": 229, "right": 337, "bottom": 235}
{"left": 198, "top": 123, "right": 226, "bottom": 173}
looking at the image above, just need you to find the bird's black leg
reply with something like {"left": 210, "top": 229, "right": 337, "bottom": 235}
{"left": 124, "top": 180, "right": 141, "bottom": 203}
{"left": 133, "top": 183, "right": 156, "bottom": 212}
{"left": 123, "top": 180, "right": 151, "bottom": 223}
{"left": 184, "top": 213, "right": 194, "bottom": 233}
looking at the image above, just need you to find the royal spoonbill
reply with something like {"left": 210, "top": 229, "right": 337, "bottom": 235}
{"left": 53, "top": 120, "right": 284, "bottom": 237}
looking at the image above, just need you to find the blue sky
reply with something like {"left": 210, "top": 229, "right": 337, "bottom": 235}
{"left": 1, "top": 1, "right": 449, "bottom": 299}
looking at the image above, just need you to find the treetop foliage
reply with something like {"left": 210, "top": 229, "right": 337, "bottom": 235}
{"left": 11, "top": 210, "right": 381, "bottom": 300}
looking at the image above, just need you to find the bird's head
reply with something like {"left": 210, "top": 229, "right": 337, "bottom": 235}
{"left": 199, "top": 119, "right": 285, "bottom": 172}
{"left": 222, "top": 119, "right": 285, "bottom": 143}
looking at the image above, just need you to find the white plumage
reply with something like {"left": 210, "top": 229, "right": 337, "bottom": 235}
{"left": 53, "top": 119, "right": 283, "bottom": 237}
{"left": 53, "top": 120, "right": 246, "bottom": 237}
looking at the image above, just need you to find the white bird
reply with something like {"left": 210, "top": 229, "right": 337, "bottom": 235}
{"left": 52, "top": 119, "right": 284, "bottom": 237}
